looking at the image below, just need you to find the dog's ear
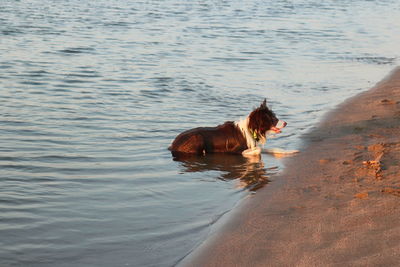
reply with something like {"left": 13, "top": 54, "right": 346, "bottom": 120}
{"left": 260, "top": 98, "right": 267, "bottom": 109}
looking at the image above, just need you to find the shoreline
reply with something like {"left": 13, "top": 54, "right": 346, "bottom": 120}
{"left": 180, "top": 67, "right": 400, "bottom": 266}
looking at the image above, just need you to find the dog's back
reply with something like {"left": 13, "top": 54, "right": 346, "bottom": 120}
{"left": 169, "top": 122, "right": 247, "bottom": 155}
{"left": 169, "top": 99, "right": 287, "bottom": 157}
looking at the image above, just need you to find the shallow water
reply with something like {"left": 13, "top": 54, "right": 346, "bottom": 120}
{"left": 1, "top": 0, "right": 399, "bottom": 266}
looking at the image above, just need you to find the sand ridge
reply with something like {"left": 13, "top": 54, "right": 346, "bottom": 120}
{"left": 181, "top": 67, "right": 400, "bottom": 266}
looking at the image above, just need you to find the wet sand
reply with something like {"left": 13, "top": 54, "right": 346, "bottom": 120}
{"left": 181, "top": 67, "right": 400, "bottom": 266}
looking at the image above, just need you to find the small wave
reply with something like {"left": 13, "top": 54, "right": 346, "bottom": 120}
{"left": 210, "top": 56, "right": 252, "bottom": 62}
{"left": 355, "top": 56, "right": 396, "bottom": 65}
{"left": 25, "top": 70, "right": 51, "bottom": 77}
{"left": 1, "top": 28, "right": 24, "bottom": 36}
{"left": 19, "top": 81, "right": 48, "bottom": 86}
{"left": 0, "top": 64, "right": 12, "bottom": 69}
{"left": 66, "top": 73, "right": 102, "bottom": 79}
{"left": 103, "top": 21, "right": 132, "bottom": 27}
{"left": 343, "top": 55, "right": 397, "bottom": 65}
{"left": 0, "top": 162, "right": 131, "bottom": 176}
{"left": 139, "top": 88, "right": 172, "bottom": 99}
{"left": 240, "top": 51, "right": 263, "bottom": 55}
{"left": 61, "top": 79, "right": 95, "bottom": 84}
{"left": 58, "top": 47, "right": 96, "bottom": 55}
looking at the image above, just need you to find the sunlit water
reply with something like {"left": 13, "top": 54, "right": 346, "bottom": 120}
{"left": 1, "top": 0, "right": 399, "bottom": 266}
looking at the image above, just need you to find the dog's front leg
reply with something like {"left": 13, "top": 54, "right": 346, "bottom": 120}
{"left": 242, "top": 147, "right": 261, "bottom": 157}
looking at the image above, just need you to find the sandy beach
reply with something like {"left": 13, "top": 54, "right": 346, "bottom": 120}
{"left": 181, "top": 67, "right": 400, "bottom": 266}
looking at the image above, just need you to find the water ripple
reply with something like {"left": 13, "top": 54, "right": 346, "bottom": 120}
{"left": 1, "top": 0, "right": 399, "bottom": 266}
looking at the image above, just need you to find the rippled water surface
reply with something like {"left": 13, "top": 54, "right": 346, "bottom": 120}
{"left": 1, "top": 0, "right": 399, "bottom": 266}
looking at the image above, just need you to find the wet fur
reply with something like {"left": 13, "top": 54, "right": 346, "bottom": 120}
{"left": 169, "top": 99, "right": 283, "bottom": 156}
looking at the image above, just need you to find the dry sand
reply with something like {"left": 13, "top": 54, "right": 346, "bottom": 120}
{"left": 181, "top": 67, "right": 400, "bottom": 266}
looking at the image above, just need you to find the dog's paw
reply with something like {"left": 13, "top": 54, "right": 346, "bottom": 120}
{"left": 242, "top": 147, "right": 261, "bottom": 157}
{"left": 263, "top": 148, "right": 299, "bottom": 157}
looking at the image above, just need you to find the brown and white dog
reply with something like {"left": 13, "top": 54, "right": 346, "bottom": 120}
{"left": 169, "top": 99, "right": 286, "bottom": 157}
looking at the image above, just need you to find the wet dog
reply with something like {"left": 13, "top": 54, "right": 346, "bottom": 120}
{"left": 169, "top": 99, "right": 286, "bottom": 157}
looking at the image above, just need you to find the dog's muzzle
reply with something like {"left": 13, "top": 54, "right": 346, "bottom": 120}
{"left": 276, "top": 120, "right": 287, "bottom": 129}
{"left": 270, "top": 120, "right": 287, "bottom": 134}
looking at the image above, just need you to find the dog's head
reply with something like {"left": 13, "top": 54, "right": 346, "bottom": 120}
{"left": 248, "top": 99, "right": 286, "bottom": 143}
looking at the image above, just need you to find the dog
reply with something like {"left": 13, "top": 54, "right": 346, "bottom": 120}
{"left": 169, "top": 99, "right": 287, "bottom": 157}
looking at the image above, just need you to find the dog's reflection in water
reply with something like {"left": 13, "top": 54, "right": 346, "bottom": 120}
{"left": 173, "top": 153, "right": 277, "bottom": 191}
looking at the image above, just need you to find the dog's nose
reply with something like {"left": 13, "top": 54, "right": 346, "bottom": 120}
{"left": 276, "top": 120, "right": 287, "bottom": 128}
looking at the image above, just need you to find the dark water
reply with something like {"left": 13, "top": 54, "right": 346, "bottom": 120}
{"left": 1, "top": 0, "right": 399, "bottom": 266}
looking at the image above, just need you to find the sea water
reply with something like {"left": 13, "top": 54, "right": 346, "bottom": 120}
{"left": 1, "top": 0, "right": 399, "bottom": 266}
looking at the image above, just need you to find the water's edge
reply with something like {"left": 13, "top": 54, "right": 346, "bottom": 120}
{"left": 179, "top": 66, "right": 400, "bottom": 266}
